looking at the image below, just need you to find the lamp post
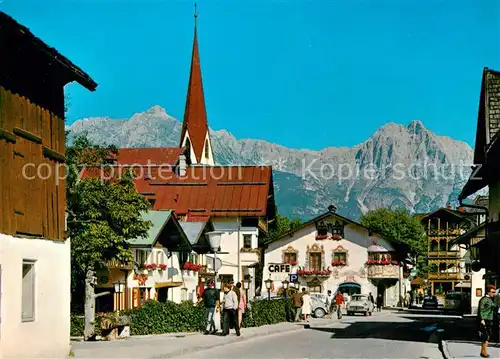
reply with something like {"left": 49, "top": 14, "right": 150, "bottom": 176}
{"left": 243, "top": 277, "right": 251, "bottom": 306}
{"left": 207, "top": 230, "right": 223, "bottom": 279}
{"left": 113, "top": 280, "right": 125, "bottom": 311}
{"left": 282, "top": 279, "right": 289, "bottom": 297}
{"left": 264, "top": 278, "right": 273, "bottom": 301}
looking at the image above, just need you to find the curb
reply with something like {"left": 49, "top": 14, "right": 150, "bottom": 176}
{"left": 439, "top": 339, "right": 453, "bottom": 359}
{"left": 152, "top": 321, "right": 333, "bottom": 358}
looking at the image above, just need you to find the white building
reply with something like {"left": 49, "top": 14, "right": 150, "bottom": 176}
{"left": 94, "top": 211, "right": 215, "bottom": 309}
{"left": 263, "top": 209, "right": 410, "bottom": 307}
{"left": 0, "top": 12, "right": 97, "bottom": 358}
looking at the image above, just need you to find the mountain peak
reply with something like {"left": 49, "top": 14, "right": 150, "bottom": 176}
{"left": 407, "top": 119, "right": 427, "bottom": 134}
{"left": 145, "top": 105, "right": 168, "bottom": 117}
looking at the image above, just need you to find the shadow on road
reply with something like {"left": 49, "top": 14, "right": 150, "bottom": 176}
{"left": 308, "top": 314, "right": 480, "bottom": 344}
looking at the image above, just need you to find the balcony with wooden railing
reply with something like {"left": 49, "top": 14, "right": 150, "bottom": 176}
{"left": 427, "top": 251, "right": 461, "bottom": 259}
{"left": 428, "top": 272, "right": 463, "bottom": 280}
{"left": 426, "top": 228, "right": 462, "bottom": 237}
{"left": 366, "top": 264, "right": 399, "bottom": 279}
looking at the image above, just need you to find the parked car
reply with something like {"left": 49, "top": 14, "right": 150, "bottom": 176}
{"left": 311, "top": 295, "right": 329, "bottom": 318}
{"left": 422, "top": 295, "right": 439, "bottom": 310}
{"left": 311, "top": 293, "right": 328, "bottom": 305}
{"left": 444, "top": 292, "right": 470, "bottom": 314}
{"left": 346, "top": 294, "right": 374, "bottom": 316}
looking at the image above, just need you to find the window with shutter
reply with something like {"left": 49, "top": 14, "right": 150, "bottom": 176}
{"left": 22, "top": 260, "right": 36, "bottom": 322}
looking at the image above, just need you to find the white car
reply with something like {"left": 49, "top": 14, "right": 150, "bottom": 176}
{"left": 310, "top": 293, "right": 328, "bottom": 304}
{"left": 346, "top": 294, "right": 374, "bottom": 316}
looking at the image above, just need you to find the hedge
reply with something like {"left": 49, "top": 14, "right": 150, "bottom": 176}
{"left": 70, "top": 297, "right": 294, "bottom": 337}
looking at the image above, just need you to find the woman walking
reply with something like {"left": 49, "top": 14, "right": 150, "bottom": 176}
{"left": 236, "top": 282, "right": 246, "bottom": 328}
{"left": 478, "top": 284, "right": 496, "bottom": 357}
{"left": 301, "top": 288, "right": 311, "bottom": 322}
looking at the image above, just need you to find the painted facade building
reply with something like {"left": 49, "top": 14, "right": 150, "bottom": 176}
{"left": 263, "top": 209, "right": 410, "bottom": 307}
{"left": 0, "top": 12, "right": 97, "bottom": 358}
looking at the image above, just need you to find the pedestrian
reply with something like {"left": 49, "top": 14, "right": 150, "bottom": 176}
{"left": 368, "top": 292, "right": 375, "bottom": 306}
{"left": 222, "top": 283, "right": 240, "bottom": 336}
{"left": 202, "top": 281, "right": 219, "bottom": 335}
{"left": 326, "top": 290, "right": 334, "bottom": 317}
{"left": 236, "top": 282, "right": 246, "bottom": 328}
{"left": 477, "top": 284, "right": 496, "bottom": 357}
{"left": 292, "top": 288, "right": 303, "bottom": 322}
{"left": 376, "top": 294, "right": 383, "bottom": 312}
{"left": 301, "top": 288, "right": 311, "bottom": 322}
{"left": 335, "top": 291, "right": 345, "bottom": 319}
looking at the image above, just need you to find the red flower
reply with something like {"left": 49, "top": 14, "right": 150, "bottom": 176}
{"left": 331, "top": 234, "right": 342, "bottom": 240}
{"left": 315, "top": 234, "right": 329, "bottom": 240}
{"left": 290, "top": 261, "right": 298, "bottom": 266}
{"left": 159, "top": 264, "right": 167, "bottom": 270}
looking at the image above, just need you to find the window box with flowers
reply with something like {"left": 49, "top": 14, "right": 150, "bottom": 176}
{"left": 143, "top": 263, "right": 157, "bottom": 271}
{"left": 365, "top": 259, "right": 399, "bottom": 266}
{"left": 331, "top": 234, "right": 342, "bottom": 240}
{"left": 158, "top": 264, "right": 167, "bottom": 271}
{"left": 296, "top": 267, "right": 332, "bottom": 277}
{"left": 290, "top": 261, "right": 298, "bottom": 266}
{"left": 331, "top": 260, "right": 346, "bottom": 267}
{"left": 183, "top": 262, "right": 203, "bottom": 272}
{"left": 315, "top": 234, "right": 330, "bottom": 240}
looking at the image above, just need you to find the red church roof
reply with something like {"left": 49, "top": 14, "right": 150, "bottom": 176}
{"left": 179, "top": 22, "right": 209, "bottom": 163}
{"left": 114, "top": 148, "right": 183, "bottom": 166}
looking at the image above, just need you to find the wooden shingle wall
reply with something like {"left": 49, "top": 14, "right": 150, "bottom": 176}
{"left": 0, "top": 86, "right": 66, "bottom": 240}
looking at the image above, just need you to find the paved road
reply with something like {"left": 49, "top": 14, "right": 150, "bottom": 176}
{"left": 172, "top": 312, "right": 446, "bottom": 359}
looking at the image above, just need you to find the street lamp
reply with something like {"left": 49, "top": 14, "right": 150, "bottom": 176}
{"left": 265, "top": 278, "right": 273, "bottom": 300}
{"left": 113, "top": 280, "right": 125, "bottom": 311}
{"left": 207, "top": 231, "right": 223, "bottom": 281}
{"left": 282, "top": 279, "right": 289, "bottom": 297}
{"left": 243, "top": 277, "right": 251, "bottom": 306}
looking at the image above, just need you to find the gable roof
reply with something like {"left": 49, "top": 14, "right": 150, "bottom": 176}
{"left": 81, "top": 165, "right": 276, "bottom": 219}
{"left": 0, "top": 11, "right": 97, "bottom": 91}
{"left": 474, "top": 68, "right": 500, "bottom": 164}
{"left": 113, "top": 148, "right": 183, "bottom": 166}
{"left": 129, "top": 210, "right": 174, "bottom": 246}
{"left": 417, "top": 207, "right": 474, "bottom": 222}
{"left": 180, "top": 221, "right": 209, "bottom": 245}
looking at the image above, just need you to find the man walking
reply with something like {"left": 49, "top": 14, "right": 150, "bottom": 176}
{"left": 335, "top": 291, "right": 345, "bottom": 319}
{"left": 222, "top": 283, "right": 240, "bottom": 336}
{"left": 326, "top": 290, "right": 334, "bottom": 317}
{"left": 202, "top": 281, "right": 219, "bottom": 335}
{"left": 292, "top": 287, "right": 303, "bottom": 322}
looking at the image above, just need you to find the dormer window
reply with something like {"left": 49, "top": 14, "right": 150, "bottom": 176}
{"left": 316, "top": 221, "right": 328, "bottom": 236}
{"left": 204, "top": 139, "right": 209, "bottom": 159}
{"left": 330, "top": 221, "right": 344, "bottom": 237}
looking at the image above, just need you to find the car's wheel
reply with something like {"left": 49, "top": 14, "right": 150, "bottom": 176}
{"left": 364, "top": 311, "right": 367, "bottom": 316}
{"left": 314, "top": 308, "right": 326, "bottom": 318}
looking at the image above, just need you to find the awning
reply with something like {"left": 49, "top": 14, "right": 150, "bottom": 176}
{"left": 338, "top": 282, "right": 361, "bottom": 288}
{"left": 411, "top": 277, "right": 424, "bottom": 285}
{"left": 155, "top": 281, "right": 183, "bottom": 289}
{"left": 455, "top": 281, "right": 472, "bottom": 288}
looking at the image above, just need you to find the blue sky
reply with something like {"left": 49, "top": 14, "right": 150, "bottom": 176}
{"left": 3, "top": 0, "right": 500, "bottom": 150}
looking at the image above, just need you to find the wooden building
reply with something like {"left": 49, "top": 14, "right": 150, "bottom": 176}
{"left": 0, "top": 11, "right": 96, "bottom": 359}
{"left": 417, "top": 207, "right": 474, "bottom": 296}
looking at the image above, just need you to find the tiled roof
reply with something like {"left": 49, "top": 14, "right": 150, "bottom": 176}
{"left": 114, "top": 148, "right": 183, "bottom": 166}
{"left": 81, "top": 165, "right": 275, "bottom": 218}
{"left": 180, "top": 24, "right": 209, "bottom": 163}
{"left": 152, "top": 166, "right": 274, "bottom": 217}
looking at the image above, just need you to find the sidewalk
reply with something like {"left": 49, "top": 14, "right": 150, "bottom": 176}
{"left": 440, "top": 315, "right": 500, "bottom": 359}
{"left": 71, "top": 318, "right": 334, "bottom": 359}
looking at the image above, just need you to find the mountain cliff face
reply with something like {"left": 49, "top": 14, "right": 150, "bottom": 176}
{"left": 67, "top": 106, "right": 474, "bottom": 220}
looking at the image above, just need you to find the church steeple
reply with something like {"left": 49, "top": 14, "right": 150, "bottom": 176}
{"left": 179, "top": 3, "right": 214, "bottom": 166}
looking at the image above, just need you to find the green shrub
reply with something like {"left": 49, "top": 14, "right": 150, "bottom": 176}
{"left": 243, "top": 298, "right": 294, "bottom": 328}
{"left": 70, "top": 298, "right": 294, "bottom": 337}
{"left": 70, "top": 314, "right": 103, "bottom": 337}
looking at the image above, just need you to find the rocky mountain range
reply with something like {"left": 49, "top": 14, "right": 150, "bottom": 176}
{"left": 67, "top": 105, "right": 476, "bottom": 220}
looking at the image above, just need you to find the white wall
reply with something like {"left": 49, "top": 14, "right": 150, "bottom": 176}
{"left": 263, "top": 218, "right": 403, "bottom": 306}
{"left": 471, "top": 269, "right": 486, "bottom": 313}
{"left": 212, "top": 218, "right": 259, "bottom": 297}
{"left": 0, "top": 233, "right": 70, "bottom": 359}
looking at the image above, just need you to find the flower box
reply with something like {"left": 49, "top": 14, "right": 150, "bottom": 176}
{"left": 158, "top": 264, "right": 167, "bottom": 271}
{"left": 183, "top": 262, "right": 203, "bottom": 272}
{"left": 290, "top": 261, "right": 298, "bottom": 266}
{"left": 331, "top": 234, "right": 343, "bottom": 240}
{"left": 297, "top": 267, "right": 332, "bottom": 276}
{"left": 365, "top": 259, "right": 398, "bottom": 266}
{"left": 143, "top": 263, "right": 157, "bottom": 270}
{"left": 331, "top": 260, "right": 346, "bottom": 267}
{"left": 315, "top": 234, "right": 329, "bottom": 240}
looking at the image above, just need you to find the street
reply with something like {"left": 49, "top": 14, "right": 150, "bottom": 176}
{"left": 172, "top": 312, "right": 446, "bottom": 359}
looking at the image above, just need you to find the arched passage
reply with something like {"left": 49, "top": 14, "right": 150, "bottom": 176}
{"left": 337, "top": 282, "right": 361, "bottom": 296}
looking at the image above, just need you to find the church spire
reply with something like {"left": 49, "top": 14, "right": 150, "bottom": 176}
{"left": 179, "top": 2, "right": 214, "bottom": 165}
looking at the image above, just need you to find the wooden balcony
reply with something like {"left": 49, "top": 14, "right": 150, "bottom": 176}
{"left": 366, "top": 264, "right": 399, "bottom": 279}
{"left": 428, "top": 251, "right": 461, "bottom": 258}
{"left": 428, "top": 272, "right": 463, "bottom": 280}
{"left": 426, "top": 229, "right": 462, "bottom": 237}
